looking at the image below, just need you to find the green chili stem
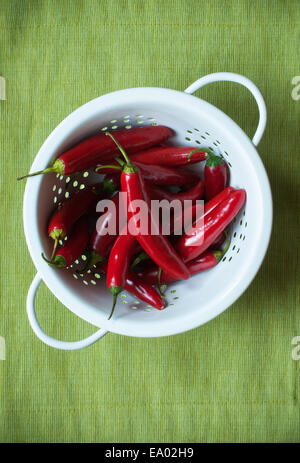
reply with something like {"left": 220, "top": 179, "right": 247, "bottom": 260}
{"left": 108, "top": 286, "right": 122, "bottom": 320}
{"left": 41, "top": 253, "right": 54, "bottom": 265}
{"left": 50, "top": 238, "right": 59, "bottom": 261}
{"left": 17, "top": 159, "right": 64, "bottom": 180}
{"left": 105, "top": 132, "right": 132, "bottom": 166}
{"left": 108, "top": 293, "right": 118, "bottom": 320}
{"left": 222, "top": 230, "right": 230, "bottom": 254}
{"left": 157, "top": 267, "right": 165, "bottom": 297}
{"left": 130, "top": 251, "right": 150, "bottom": 269}
{"left": 95, "top": 165, "right": 122, "bottom": 172}
{"left": 17, "top": 167, "right": 57, "bottom": 180}
{"left": 114, "top": 156, "right": 125, "bottom": 167}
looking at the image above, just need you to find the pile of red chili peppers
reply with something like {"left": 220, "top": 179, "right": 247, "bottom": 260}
{"left": 20, "top": 125, "right": 246, "bottom": 319}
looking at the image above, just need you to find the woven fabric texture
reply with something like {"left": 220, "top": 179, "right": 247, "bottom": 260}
{"left": 0, "top": 0, "right": 299, "bottom": 443}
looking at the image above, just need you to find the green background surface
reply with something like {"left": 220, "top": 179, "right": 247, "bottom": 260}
{"left": 1, "top": 0, "right": 300, "bottom": 443}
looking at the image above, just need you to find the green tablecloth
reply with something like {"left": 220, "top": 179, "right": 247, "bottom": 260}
{"left": 1, "top": 0, "right": 299, "bottom": 443}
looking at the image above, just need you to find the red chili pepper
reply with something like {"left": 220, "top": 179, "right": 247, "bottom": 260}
{"left": 133, "top": 162, "right": 200, "bottom": 186}
{"left": 124, "top": 270, "right": 165, "bottom": 310}
{"left": 42, "top": 215, "right": 90, "bottom": 268}
{"left": 176, "top": 189, "right": 246, "bottom": 262}
{"left": 123, "top": 170, "right": 190, "bottom": 280}
{"left": 148, "top": 180, "right": 204, "bottom": 240}
{"left": 101, "top": 262, "right": 165, "bottom": 311}
{"left": 107, "top": 132, "right": 191, "bottom": 282}
{"left": 204, "top": 152, "right": 228, "bottom": 200}
{"left": 202, "top": 186, "right": 235, "bottom": 217}
{"left": 106, "top": 227, "right": 138, "bottom": 318}
{"left": 209, "top": 231, "right": 226, "bottom": 250}
{"left": 135, "top": 250, "right": 221, "bottom": 285}
{"left": 106, "top": 225, "right": 151, "bottom": 318}
{"left": 86, "top": 193, "right": 121, "bottom": 268}
{"left": 171, "top": 202, "right": 204, "bottom": 238}
{"left": 47, "top": 187, "right": 101, "bottom": 259}
{"left": 149, "top": 179, "right": 204, "bottom": 206}
{"left": 18, "top": 125, "right": 173, "bottom": 180}
{"left": 135, "top": 233, "right": 230, "bottom": 285}
{"left": 129, "top": 146, "right": 208, "bottom": 166}
{"left": 170, "top": 186, "right": 234, "bottom": 238}
{"left": 97, "top": 161, "right": 200, "bottom": 187}
{"left": 86, "top": 191, "right": 142, "bottom": 272}
{"left": 169, "top": 186, "right": 234, "bottom": 239}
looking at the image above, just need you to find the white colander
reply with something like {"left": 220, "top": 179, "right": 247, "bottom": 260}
{"left": 23, "top": 72, "right": 272, "bottom": 350}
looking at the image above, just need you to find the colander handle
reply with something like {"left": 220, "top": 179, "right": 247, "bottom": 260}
{"left": 26, "top": 273, "right": 108, "bottom": 350}
{"left": 184, "top": 72, "right": 267, "bottom": 146}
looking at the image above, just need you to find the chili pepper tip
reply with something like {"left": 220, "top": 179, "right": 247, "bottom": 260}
{"left": 187, "top": 148, "right": 208, "bottom": 162}
{"left": 187, "top": 148, "right": 213, "bottom": 162}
